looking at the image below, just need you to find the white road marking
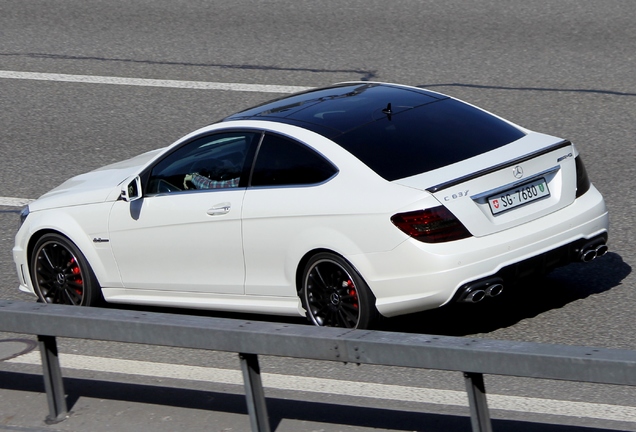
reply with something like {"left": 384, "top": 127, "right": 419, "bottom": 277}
{"left": 8, "top": 351, "right": 636, "bottom": 423}
{"left": 0, "top": 70, "right": 313, "bottom": 94}
{"left": 0, "top": 70, "right": 313, "bottom": 207}
{"left": 0, "top": 197, "right": 34, "bottom": 207}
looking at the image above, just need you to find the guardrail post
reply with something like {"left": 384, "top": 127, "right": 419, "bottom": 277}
{"left": 37, "top": 335, "right": 68, "bottom": 424}
{"left": 239, "top": 353, "right": 271, "bottom": 432}
{"left": 464, "top": 372, "right": 492, "bottom": 432}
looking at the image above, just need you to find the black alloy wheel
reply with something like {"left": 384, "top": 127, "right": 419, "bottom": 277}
{"left": 301, "top": 252, "right": 377, "bottom": 329}
{"left": 30, "top": 233, "right": 101, "bottom": 306}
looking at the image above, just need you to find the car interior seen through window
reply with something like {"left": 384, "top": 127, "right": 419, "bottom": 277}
{"left": 147, "top": 132, "right": 256, "bottom": 194}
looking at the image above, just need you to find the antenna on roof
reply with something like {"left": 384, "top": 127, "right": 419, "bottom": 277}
{"left": 382, "top": 103, "right": 392, "bottom": 120}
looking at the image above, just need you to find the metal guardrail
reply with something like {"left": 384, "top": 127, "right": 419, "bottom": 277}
{"left": 1, "top": 299, "right": 635, "bottom": 431}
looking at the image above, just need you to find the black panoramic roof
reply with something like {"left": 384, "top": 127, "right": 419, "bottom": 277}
{"left": 224, "top": 82, "right": 526, "bottom": 181}
{"left": 222, "top": 82, "right": 447, "bottom": 138}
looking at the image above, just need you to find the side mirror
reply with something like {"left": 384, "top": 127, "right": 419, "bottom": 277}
{"left": 120, "top": 176, "right": 143, "bottom": 202}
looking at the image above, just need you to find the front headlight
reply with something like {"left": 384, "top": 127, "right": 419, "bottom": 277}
{"left": 19, "top": 205, "right": 30, "bottom": 227}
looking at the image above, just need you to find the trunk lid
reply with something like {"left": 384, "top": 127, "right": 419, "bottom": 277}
{"left": 394, "top": 132, "right": 578, "bottom": 237}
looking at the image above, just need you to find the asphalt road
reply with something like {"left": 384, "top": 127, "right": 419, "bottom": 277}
{"left": 1, "top": 1, "right": 635, "bottom": 431}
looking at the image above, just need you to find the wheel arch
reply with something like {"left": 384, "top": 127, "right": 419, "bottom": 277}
{"left": 295, "top": 248, "right": 373, "bottom": 298}
{"left": 295, "top": 248, "right": 334, "bottom": 294}
{"left": 24, "top": 221, "right": 111, "bottom": 292}
{"left": 296, "top": 248, "right": 379, "bottom": 328}
{"left": 26, "top": 228, "right": 104, "bottom": 287}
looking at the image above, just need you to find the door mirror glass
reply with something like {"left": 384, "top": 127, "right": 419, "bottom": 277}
{"left": 120, "top": 176, "right": 142, "bottom": 202}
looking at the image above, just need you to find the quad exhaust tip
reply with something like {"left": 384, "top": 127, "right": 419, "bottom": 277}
{"left": 578, "top": 240, "right": 609, "bottom": 263}
{"left": 485, "top": 283, "right": 504, "bottom": 298}
{"left": 463, "top": 289, "right": 486, "bottom": 303}
{"left": 458, "top": 278, "right": 504, "bottom": 303}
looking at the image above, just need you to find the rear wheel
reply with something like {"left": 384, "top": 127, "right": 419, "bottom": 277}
{"left": 30, "top": 233, "right": 102, "bottom": 306}
{"left": 301, "top": 252, "right": 378, "bottom": 329}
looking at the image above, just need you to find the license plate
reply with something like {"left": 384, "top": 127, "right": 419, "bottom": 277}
{"left": 488, "top": 178, "right": 550, "bottom": 215}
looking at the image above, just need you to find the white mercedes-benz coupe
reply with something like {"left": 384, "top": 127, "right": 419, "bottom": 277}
{"left": 14, "top": 82, "right": 609, "bottom": 328}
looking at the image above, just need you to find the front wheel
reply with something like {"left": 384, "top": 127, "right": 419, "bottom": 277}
{"left": 30, "top": 233, "right": 102, "bottom": 306}
{"left": 301, "top": 253, "right": 378, "bottom": 329}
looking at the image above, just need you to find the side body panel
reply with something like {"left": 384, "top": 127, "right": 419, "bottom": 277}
{"left": 107, "top": 189, "right": 246, "bottom": 294}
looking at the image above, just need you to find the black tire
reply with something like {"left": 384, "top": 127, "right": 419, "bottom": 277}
{"left": 301, "top": 252, "right": 378, "bottom": 329}
{"left": 30, "top": 233, "right": 102, "bottom": 306}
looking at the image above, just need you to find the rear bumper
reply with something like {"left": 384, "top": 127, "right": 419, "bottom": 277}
{"left": 450, "top": 232, "right": 607, "bottom": 304}
{"left": 348, "top": 185, "right": 609, "bottom": 317}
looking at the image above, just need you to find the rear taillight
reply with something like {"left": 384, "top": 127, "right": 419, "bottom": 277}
{"left": 391, "top": 206, "right": 472, "bottom": 243}
{"left": 575, "top": 156, "right": 591, "bottom": 198}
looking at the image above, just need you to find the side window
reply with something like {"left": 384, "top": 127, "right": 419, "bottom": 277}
{"left": 147, "top": 132, "right": 257, "bottom": 195}
{"left": 250, "top": 134, "right": 337, "bottom": 187}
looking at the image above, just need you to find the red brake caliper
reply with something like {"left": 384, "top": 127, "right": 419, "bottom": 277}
{"left": 346, "top": 280, "right": 358, "bottom": 309}
{"left": 70, "top": 257, "right": 83, "bottom": 295}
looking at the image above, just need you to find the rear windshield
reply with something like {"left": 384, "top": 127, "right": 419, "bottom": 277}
{"left": 333, "top": 98, "right": 526, "bottom": 181}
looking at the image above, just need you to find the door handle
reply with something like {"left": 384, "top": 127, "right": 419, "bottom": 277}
{"left": 207, "top": 203, "right": 231, "bottom": 216}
